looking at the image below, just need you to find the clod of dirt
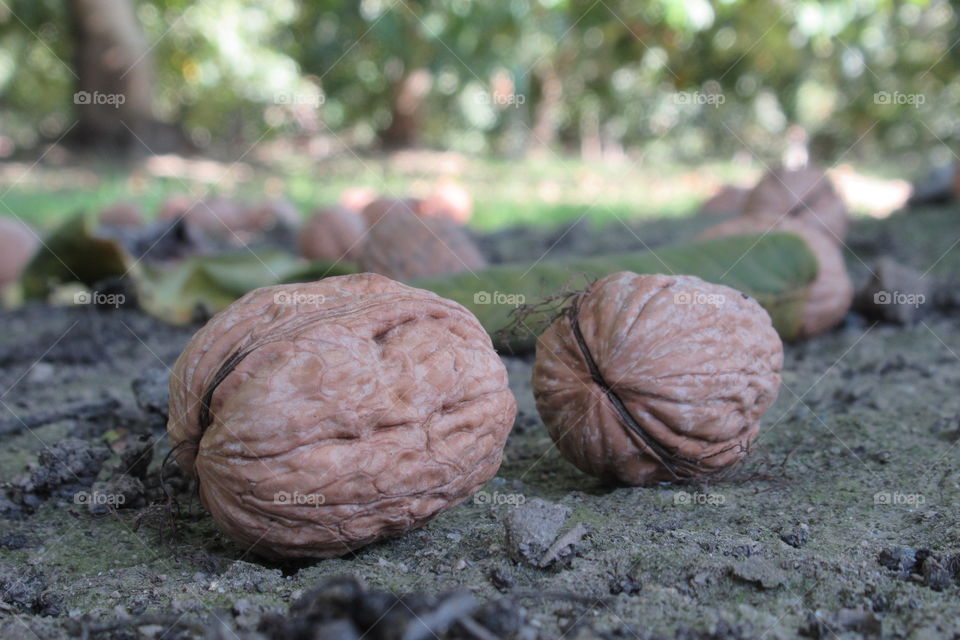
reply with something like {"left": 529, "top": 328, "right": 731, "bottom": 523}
{"left": 728, "top": 557, "right": 786, "bottom": 590}
{"left": 258, "top": 576, "right": 519, "bottom": 640}
{"left": 119, "top": 434, "right": 155, "bottom": 481}
{"left": 854, "top": 258, "right": 931, "bottom": 324}
{"left": 779, "top": 523, "right": 810, "bottom": 549}
{"left": 502, "top": 498, "right": 587, "bottom": 568}
{"left": 4, "top": 438, "right": 110, "bottom": 513}
{"left": 608, "top": 572, "right": 643, "bottom": 596}
{"left": 87, "top": 475, "right": 146, "bottom": 515}
{"left": 132, "top": 367, "right": 170, "bottom": 427}
{"left": 877, "top": 546, "right": 960, "bottom": 590}
{"left": 801, "top": 608, "right": 882, "bottom": 639}
{"left": 0, "top": 564, "right": 59, "bottom": 616}
{"left": 0, "top": 533, "right": 29, "bottom": 550}
{"left": 489, "top": 567, "right": 515, "bottom": 592}
{"left": 877, "top": 546, "right": 917, "bottom": 576}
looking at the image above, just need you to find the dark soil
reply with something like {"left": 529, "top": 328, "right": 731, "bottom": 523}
{"left": 2, "top": 205, "right": 960, "bottom": 639}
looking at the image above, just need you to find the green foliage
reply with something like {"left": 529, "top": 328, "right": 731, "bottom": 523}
{"left": 0, "top": 0, "right": 957, "bottom": 161}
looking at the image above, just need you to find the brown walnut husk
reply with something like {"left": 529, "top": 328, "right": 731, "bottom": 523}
{"left": 357, "top": 207, "right": 487, "bottom": 281}
{"left": 167, "top": 273, "right": 516, "bottom": 559}
{"left": 697, "top": 217, "right": 853, "bottom": 338}
{"left": 297, "top": 206, "right": 366, "bottom": 262}
{"left": 743, "top": 165, "right": 849, "bottom": 241}
{"left": 532, "top": 272, "right": 782, "bottom": 486}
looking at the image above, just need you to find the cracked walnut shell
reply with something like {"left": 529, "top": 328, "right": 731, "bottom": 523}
{"left": 532, "top": 272, "right": 782, "bottom": 486}
{"left": 167, "top": 273, "right": 517, "bottom": 559}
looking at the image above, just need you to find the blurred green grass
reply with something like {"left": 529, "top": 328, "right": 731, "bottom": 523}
{"left": 0, "top": 155, "right": 752, "bottom": 232}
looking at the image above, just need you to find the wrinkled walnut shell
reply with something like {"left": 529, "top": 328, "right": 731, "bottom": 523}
{"left": 297, "top": 206, "right": 367, "bottom": 262}
{"left": 357, "top": 207, "right": 487, "bottom": 281}
{"left": 699, "top": 185, "right": 750, "bottom": 216}
{"left": 361, "top": 198, "right": 424, "bottom": 227}
{"left": 100, "top": 202, "right": 145, "bottom": 228}
{"left": 743, "top": 166, "right": 849, "bottom": 241}
{"left": 698, "top": 217, "right": 853, "bottom": 338}
{"left": 247, "top": 198, "right": 301, "bottom": 231}
{"left": 0, "top": 218, "right": 39, "bottom": 288}
{"left": 532, "top": 272, "right": 782, "bottom": 486}
{"left": 167, "top": 273, "right": 516, "bottom": 559}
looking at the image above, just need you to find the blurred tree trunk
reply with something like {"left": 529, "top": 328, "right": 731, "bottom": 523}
{"left": 529, "top": 65, "right": 562, "bottom": 155}
{"left": 69, "top": 0, "right": 174, "bottom": 151}
{"left": 380, "top": 68, "right": 433, "bottom": 149}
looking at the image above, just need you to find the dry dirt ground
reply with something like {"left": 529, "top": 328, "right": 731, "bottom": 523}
{"left": 1, "top": 205, "right": 959, "bottom": 639}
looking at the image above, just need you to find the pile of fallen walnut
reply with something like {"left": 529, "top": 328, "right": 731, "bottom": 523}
{"left": 2, "top": 164, "right": 916, "bottom": 562}
{"left": 156, "top": 164, "right": 878, "bottom": 559}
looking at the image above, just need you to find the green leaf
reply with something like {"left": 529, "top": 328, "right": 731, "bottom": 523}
{"left": 137, "top": 251, "right": 356, "bottom": 325}
{"left": 414, "top": 232, "right": 818, "bottom": 351}
{"left": 21, "top": 212, "right": 136, "bottom": 298}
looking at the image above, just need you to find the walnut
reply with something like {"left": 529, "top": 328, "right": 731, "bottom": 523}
{"left": 699, "top": 185, "right": 750, "bottom": 216}
{"left": 420, "top": 180, "right": 473, "bottom": 224}
{"left": 532, "top": 272, "right": 782, "bottom": 486}
{"left": 247, "top": 198, "right": 301, "bottom": 231}
{"left": 697, "top": 217, "right": 853, "bottom": 338}
{"left": 743, "top": 165, "right": 849, "bottom": 240}
{"left": 357, "top": 207, "right": 487, "bottom": 281}
{"left": 360, "top": 198, "right": 423, "bottom": 227}
{"left": 297, "top": 206, "right": 366, "bottom": 262}
{"left": 159, "top": 196, "right": 250, "bottom": 239}
{"left": 0, "top": 218, "right": 39, "bottom": 289}
{"left": 167, "top": 273, "right": 516, "bottom": 559}
{"left": 100, "top": 202, "right": 145, "bottom": 228}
